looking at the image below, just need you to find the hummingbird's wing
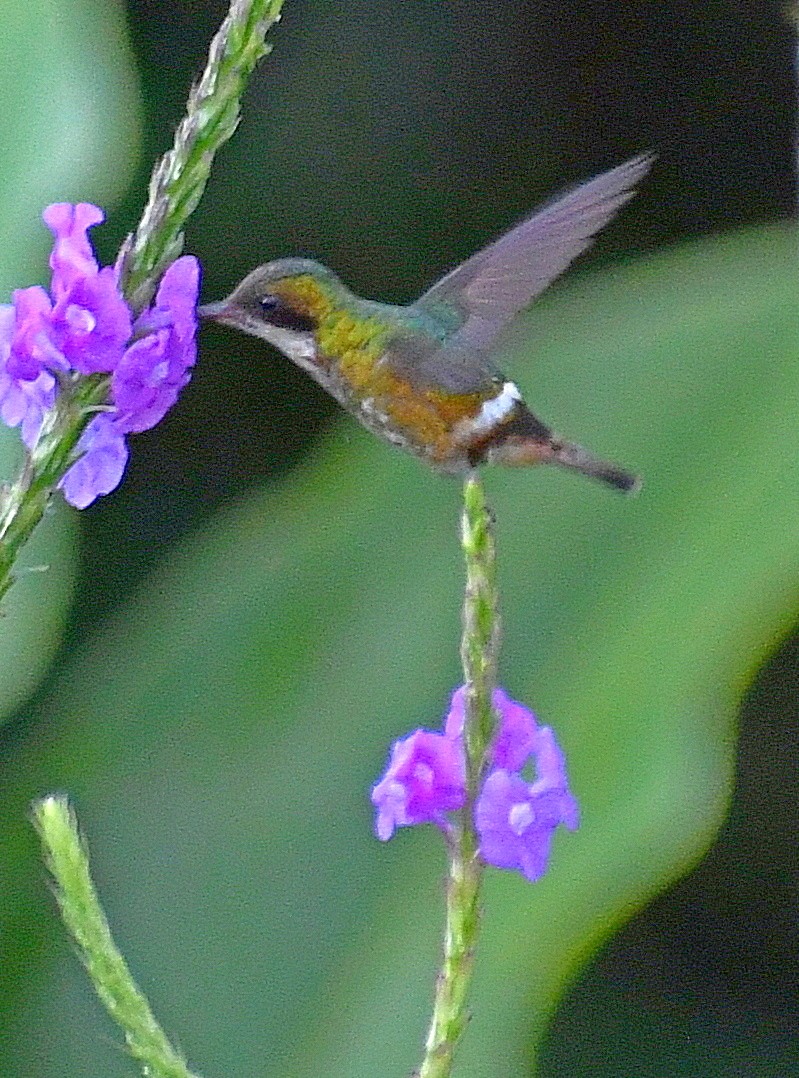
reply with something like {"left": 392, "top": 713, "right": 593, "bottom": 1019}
{"left": 415, "top": 154, "right": 652, "bottom": 356}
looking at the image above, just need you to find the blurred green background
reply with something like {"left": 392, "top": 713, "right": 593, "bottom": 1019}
{"left": 0, "top": 1, "right": 796, "bottom": 1076}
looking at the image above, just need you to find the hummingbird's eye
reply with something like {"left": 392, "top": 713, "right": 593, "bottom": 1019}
{"left": 258, "top": 293, "right": 317, "bottom": 334}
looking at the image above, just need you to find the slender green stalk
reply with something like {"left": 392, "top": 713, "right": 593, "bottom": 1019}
{"left": 459, "top": 475, "right": 501, "bottom": 788}
{"left": 0, "top": 377, "right": 110, "bottom": 603}
{"left": 418, "top": 474, "right": 501, "bottom": 1078}
{"left": 33, "top": 796, "right": 201, "bottom": 1078}
{"left": 122, "top": 0, "right": 285, "bottom": 309}
{"left": 0, "top": 0, "right": 284, "bottom": 601}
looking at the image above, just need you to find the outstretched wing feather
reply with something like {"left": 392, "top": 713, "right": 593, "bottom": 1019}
{"left": 416, "top": 154, "right": 652, "bottom": 354}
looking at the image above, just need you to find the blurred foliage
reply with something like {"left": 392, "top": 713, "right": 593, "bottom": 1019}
{"left": 0, "top": 1, "right": 795, "bottom": 1077}
{"left": 0, "top": 0, "right": 139, "bottom": 290}
{"left": 542, "top": 627, "right": 799, "bottom": 1076}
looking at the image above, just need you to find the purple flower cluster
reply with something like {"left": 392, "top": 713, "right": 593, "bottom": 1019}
{"left": 371, "top": 687, "right": 579, "bottom": 883}
{"left": 0, "top": 203, "right": 199, "bottom": 508}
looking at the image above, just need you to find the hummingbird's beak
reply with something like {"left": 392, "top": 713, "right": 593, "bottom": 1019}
{"left": 197, "top": 300, "right": 231, "bottom": 321}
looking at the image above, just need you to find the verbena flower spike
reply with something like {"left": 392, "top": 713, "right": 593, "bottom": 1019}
{"left": 372, "top": 684, "right": 579, "bottom": 882}
{"left": 0, "top": 204, "right": 199, "bottom": 509}
{"left": 0, "top": 0, "right": 284, "bottom": 602}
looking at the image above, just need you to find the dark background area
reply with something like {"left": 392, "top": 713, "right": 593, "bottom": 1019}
{"left": 29, "top": 1, "right": 799, "bottom": 1073}
{"left": 87, "top": 0, "right": 795, "bottom": 620}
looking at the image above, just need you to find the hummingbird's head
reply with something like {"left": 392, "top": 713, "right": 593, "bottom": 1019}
{"left": 199, "top": 258, "right": 348, "bottom": 360}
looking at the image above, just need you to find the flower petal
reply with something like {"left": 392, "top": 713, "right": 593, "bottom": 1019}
{"left": 112, "top": 256, "right": 199, "bottom": 433}
{"left": 59, "top": 414, "right": 129, "bottom": 509}
{"left": 43, "top": 202, "right": 104, "bottom": 296}
{"left": 444, "top": 684, "right": 540, "bottom": 771}
{"left": 50, "top": 268, "right": 132, "bottom": 374}
{"left": 371, "top": 729, "right": 466, "bottom": 840}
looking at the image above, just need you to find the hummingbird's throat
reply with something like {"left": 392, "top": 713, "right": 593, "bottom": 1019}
{"left": 250, "top": 321, "right": 318, "bottom": 367}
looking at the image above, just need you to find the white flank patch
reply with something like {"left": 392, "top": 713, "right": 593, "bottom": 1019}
{"left": 471, "top": 381, "right": 521, "bottom": 433}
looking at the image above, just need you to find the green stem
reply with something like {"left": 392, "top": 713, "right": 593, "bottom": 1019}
{"left": 459, "top": 475, "right": 501, "bottom": 790}
{"left": 33, "top": 796, "right": 201, "bottom": 1078}
{"left": 122, "top": 0, "right": 285, "bottom": 309}
{"left": 0, "top": 376, "right": 108, "bottom": 601}
{"left": 418, "top": 474, "right": 501, "bottom": 1078}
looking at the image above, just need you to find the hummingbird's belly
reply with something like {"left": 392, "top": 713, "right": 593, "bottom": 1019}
{"left": 342, "top": 366, "right": 531, "bottom": 473}
{"left": 319, "top": 359, "right": 480, "bottom": 470}
{"left": 360, "top": 390, "right": 479, "bottom": 471}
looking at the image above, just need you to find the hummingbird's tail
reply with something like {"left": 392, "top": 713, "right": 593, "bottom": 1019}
{"left": 485, "top": 408, "right": 640, "bottom": 492}
{"left": 547, "top": 439, "right": 641, "bottom": 493}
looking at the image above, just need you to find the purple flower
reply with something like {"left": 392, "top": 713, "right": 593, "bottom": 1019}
{"left": 0, "top": 304, "right": 56, "bottom": 447}
{"left": 147, "top": 253, "right": 199, "bottom": 342}
{"left": 112, "top": 257, "right": 199, "bottom": 433}
{"left": 530, "top": 725, "right": 580, "bottom": 815}
{"left": 6, "top": 287, "right": 63, "bottom": 381}
{"left": 372, "top": 684, "right": 579, "bottom": 883}
{"left": 445, "top": 685, "right": 539, "bottom": 771}
{"left": 475, "top": 761, "right": 579, "bottom": 882}
{"left": 474, "top": 716, "right": 579, "bottom": 883}
{"left": 371, "top": 729, "right": 466, "bottom": 841}
{"left": 49, "top": 268, "right": 132, "bottom": 375}
{"left": 0, "top": 201, "right": 201, "bottom": 507}
{"left": 59, "top": 255, "right": 199, "bottom": 505}
{"left": 41, "top": 203, "right": 133, "bottom": 374}
{"left": 0, "top": 369, "right": 56, "bottom": 450}
{"left": 43, "top": 202, "right": 103, "bottom": 296}
{"left": 3, "top": 202, "right": 123, "bottom": 385}
{"left": 58, "top": 413, "right": 129, "bottom": 509}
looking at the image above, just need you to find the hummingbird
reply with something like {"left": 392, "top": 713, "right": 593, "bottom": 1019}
{"left": 200, "top": 155, "right": 651, "bottom": 491}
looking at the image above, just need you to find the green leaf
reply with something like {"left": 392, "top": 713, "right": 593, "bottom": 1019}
{"left": 0, "top": 223, "right": 794, "bottom": 1076}
{"left": 0, "top": 0, "right": 140, "bottom": 719}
